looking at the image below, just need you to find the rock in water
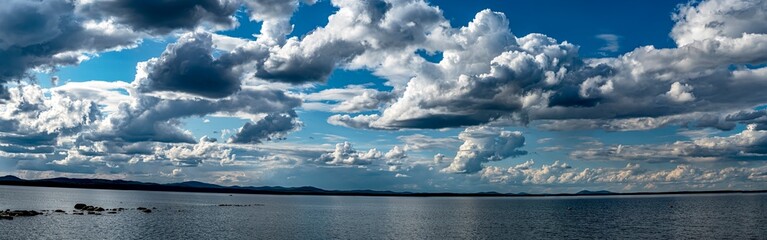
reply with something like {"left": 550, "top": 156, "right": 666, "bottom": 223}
{"left": 74, "top": 203, "right": 87, "bottom": 210}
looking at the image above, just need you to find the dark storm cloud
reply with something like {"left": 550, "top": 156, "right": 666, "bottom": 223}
{"left": 0, "top": 0, "right": 246, "bottom": 100}
{"left": 0, "top": 132, "right": 58, "bottom": 147}
{"left": 0, "top": 0, "right": 139, "bottom": 99}
{"left": 84, "top": 0, "right": 240, "bottom": 34}
{"left": 253, "top": 41, "right": 365, "bottom": 84}
{"left": 228, "top": 111, "right": 301, "bottom": 144}
{"left": 0, "top": 144, "right": 55, "bottom": 154}
{"left": 726, "top": 110, "right": 767, "bottom": 130}
{"left": 386, "top": 114, "right": 500, "bottom": 129}
{"left": 137, "top": 32, "right": 241, "bottom": 98}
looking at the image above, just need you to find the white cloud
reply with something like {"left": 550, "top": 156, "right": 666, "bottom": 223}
{"left": 443, "top": 126, "right": 527, "bottom": 173}
{"left": 595, "top": 34, "right": 620, "bottom": 53}
{"left": 665, "top": 82, "right": 696, "bottom": 103}
{"left": 397, "top": 134, "right": 460, "bottom": 151}
{"left": 301, "top": 85, "right": 395, "bottom": 113}
{"left": 385, "top": 145, "right": 407, "bottom": 160}
{"left": 316, "top": 141, "right": 381, "bottom": 165}
{"left": 571, "top": 124, "right": 767, "bottom": 162}
{"left": 327, "top": 114, "right": 382, "bottom": 129}
{"left": 671, "top": 0, "right": 767, "bottom": 46}
{"left": 309, "top": 0, "right": 767, "bottom": 134}
{"left": 481, "top": 160, "right": 767, "bottom": 190}
{"left": 51, "top": 80, "right": 132, "bottom": 113}
{"left": 0, "top": 84, "right": 98, "bottom": 142}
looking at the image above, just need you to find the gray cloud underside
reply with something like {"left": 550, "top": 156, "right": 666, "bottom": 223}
{"left": 136, "top": 32, "right": 242, "bottom": 98}
{"left": 81, "top": 0, "right": 239, "bottom": 35}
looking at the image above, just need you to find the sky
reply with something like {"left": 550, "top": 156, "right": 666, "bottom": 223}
{"left": 1, "top": 0, "right": 767, "bottom": 193}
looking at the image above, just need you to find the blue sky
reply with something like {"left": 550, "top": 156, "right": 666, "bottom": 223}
{"left": 2, "top": 0, "right": 767, "bottom": 193}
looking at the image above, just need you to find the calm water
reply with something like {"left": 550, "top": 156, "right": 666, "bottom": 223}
{"left": 0, "top": 185, "right": 765, "bottom": 239}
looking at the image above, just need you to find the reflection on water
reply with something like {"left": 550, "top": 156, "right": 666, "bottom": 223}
{"left": 1, "top": 185, "right": 765, "bottom": 239}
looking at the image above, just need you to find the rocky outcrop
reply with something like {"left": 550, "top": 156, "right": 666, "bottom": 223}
{"left": 217, "top": 204, "right": 263, "bottom": 207}
{"left": 74, "top": 204, "right": 109, "bottom": 213}
{"left": 136, "top": 207, "right": 152, "bottom": 213}
{"left": 0, "top": 210, "right": 43, "bottom": 220}
{"left": 0, "top": 202, "right": 263, "bottom": 220}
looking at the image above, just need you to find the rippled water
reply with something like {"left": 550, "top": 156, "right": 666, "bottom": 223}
{"left": 1, "top": 185, "right": 766, "bottom": 239}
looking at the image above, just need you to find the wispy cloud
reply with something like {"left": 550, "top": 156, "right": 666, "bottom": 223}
{"left": 595, "top": 33, "right": 621, "bottom": 53}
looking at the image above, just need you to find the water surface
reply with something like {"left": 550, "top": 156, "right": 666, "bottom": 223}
{"left": 1, "top": 185, "right": 765, "bottom": 239}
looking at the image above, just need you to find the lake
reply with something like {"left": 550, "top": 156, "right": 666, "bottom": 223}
{"left": 0, "top": 185, "right": 765, "bottom": 239}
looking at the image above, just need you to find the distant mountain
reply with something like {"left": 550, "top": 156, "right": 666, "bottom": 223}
{"left": 165, "top": 181, "right": 224, "bottom": 189}
{"left": 0, "top": 175, "right": 21, "bottom": 181}
{"left": 576, "top": 190, "right": 614, "bottom": 195}
{"left": 0, "top": 175, "right": 765, "bottom": 197}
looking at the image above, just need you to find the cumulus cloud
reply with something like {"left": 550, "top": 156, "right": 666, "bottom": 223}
{"left": 228, "top": 111, "right": 302, "bottom": 144}
{"left": 81, "top": 0, "right": 240, "bottom": 34}
{"left": 0, "top": 84, "right": 99, "bottom": 149}
{"left": 665, "top": 82, "right": 695, "bottom": 103}
{"left": 571, "top": 124, "right": 767, "bottom": 162}
{"left": 136, "top": 32, "right": 242, "bottom": 98}
{"left": 0, "top": 0, "right": 252, "bottom": 100}
{"left": 433, "top": 153, "right": 446, "bottom": 163}
{"left": 443, "top": 126, "right": 527, "bottom": 173}
{"left": 243, "top": 0, "right": 316, "bottom": 45}
{"left": 481, "top": 160, "right": 767, "bottom": 191}
{"left": 671, "top": 0, "right": 767, "bottom": 46}
{"left": 332, "top": 90, "right": 395, "bottom": 113}
{"left": 161, "top": 136, "right": 235, "bottom": 167}
{"left": 0, "top": 0, "right": 316, "bottom": 179}
{"left": 313, "top": 141, "right": 418, "bottom": 167}
{"left": 90, "top": 88, "right": 302, "bottom": 143}
{"left": 309, "top": 0, "right": 767, "bottom": 133}
{"left": 0, "top": 0, "right": 140, "bottom": 99}
{"left": 327, "top": 114, "right": 382, "bottom": 129}
{"left": 248, "top": 0, "right": 446, "bottom": 83}
{"left": 43, "top": 136, "right": 237, "bottom": 175}
{"left": 384, "top": 145, "right": 407, "bottom": 160}
{"left": 724, "top": 109, "right": 767, "bottom": 130}
{"left": 316, "top": 141, "right": 382, "bottom": 165}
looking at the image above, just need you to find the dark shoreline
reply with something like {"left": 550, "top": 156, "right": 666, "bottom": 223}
{"left": 1, "top": 175, "right": 766, "bottom": 197}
